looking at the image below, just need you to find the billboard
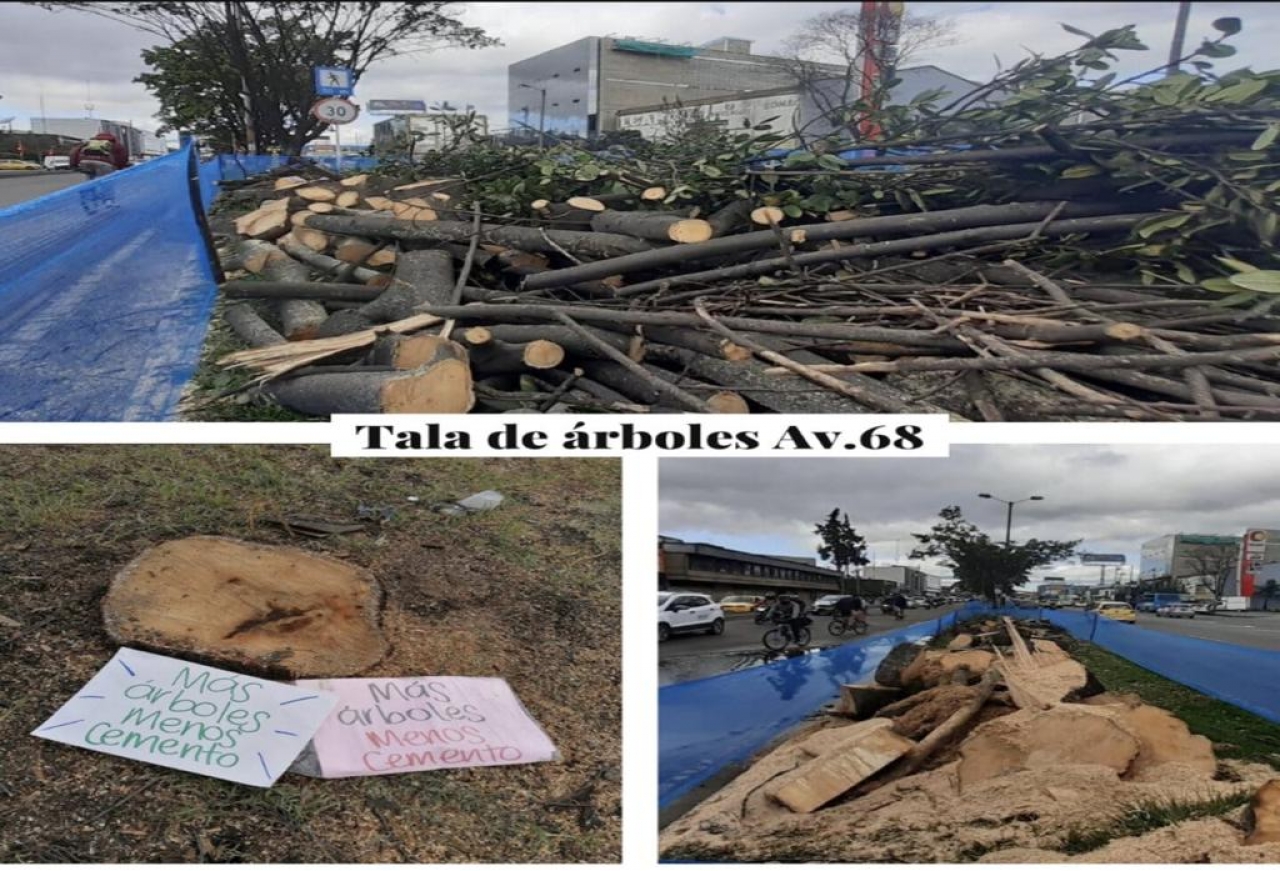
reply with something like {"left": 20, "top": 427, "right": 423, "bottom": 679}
{"left": 1081, "top": 553, "right": 1126, "bottom": 565}
{"left": 1238, "top": 529, "right": 1279, "bottom": 597}
{"left": 367, "top": 99, "right": 428, "bottom": 114}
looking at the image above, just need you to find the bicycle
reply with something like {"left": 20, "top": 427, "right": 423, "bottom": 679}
{"left": 762, "top": 619, "right": 812, "bottom": 652}
{"left": 828, "top": 613, "right": 869, "bottom": 637}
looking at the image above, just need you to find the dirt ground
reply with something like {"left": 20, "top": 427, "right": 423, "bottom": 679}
{"left": 0, "top": 447, "right": 621, "bottom": 863}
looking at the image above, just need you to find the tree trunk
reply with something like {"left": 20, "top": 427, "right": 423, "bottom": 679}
{"left": 223, "top": 303, "right": 286, "bottom": 348}
{"left": 589, "top": 209, "right": 713, "bottom": 244}
{"left": 102, "top": 535, "right": 389, "bottom": 679}
{"left": 266, "top": 344, "right": 474, "bottom": 415}
{"left": 306, "top": 215, "right": 654, "bottom": 259}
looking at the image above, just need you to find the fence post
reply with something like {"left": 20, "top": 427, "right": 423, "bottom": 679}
{"left": 1089, "top": 612, "right": 1099, "bottom": 641}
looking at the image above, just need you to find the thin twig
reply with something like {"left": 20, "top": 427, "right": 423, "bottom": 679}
{"left": 440, "top": 201, "right": 482, "bottom": 340}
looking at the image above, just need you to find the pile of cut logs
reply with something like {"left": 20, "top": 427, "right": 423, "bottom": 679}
{"left": 213, "top": 163, "right": 1280, "bottom": 420}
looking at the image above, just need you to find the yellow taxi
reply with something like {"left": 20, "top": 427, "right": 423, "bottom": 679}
{"left": 718, "top": 594, "right": 764, "bottom": 615}
{"left": 1095, "top": 601, "right": 1136, "bottom": 623}
{"left": 0, "top": 159, "right": 42, "bottom": 171}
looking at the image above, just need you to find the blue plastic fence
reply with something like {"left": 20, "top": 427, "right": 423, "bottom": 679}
{"left": 658, "top": 602, "right": 1280, "bottom": 810}
{"left": 990, "top": 604, "right": 1280, "bottom": 725}
{"left": 0, "top": 143, "right": 220, "bottom": 421}
{"left": 658, "top": 605, "right": 977, "bottom": 809}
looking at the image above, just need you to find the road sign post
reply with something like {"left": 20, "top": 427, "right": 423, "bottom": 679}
{"left": 314, "top": 67, "right": 355, "bottom": 171}
{"left": 310, "top": 97, "right": 359, "bottom": 173}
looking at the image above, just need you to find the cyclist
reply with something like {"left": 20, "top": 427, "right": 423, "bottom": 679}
{"left": 889, "top": 591, "right": 908, "bottom": 620}
{"left": 762, "top": 591, "right": 810, "bottom": 642}
{"left": 834, "top": 593, "right": 867, "bottom": 631}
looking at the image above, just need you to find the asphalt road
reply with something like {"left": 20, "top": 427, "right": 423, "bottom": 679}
{"left": 0, "top": 171, "right": 82, "bottom": 208}
{"left": 659, "top": 604, "right": 962, "bottom": 686}
{"left": 1131, "top": 609, "right": 1280, "bottom": 650}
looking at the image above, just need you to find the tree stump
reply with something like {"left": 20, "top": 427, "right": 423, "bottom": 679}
{"left": 102, "top": 536, "right": 389, "bottom": 678}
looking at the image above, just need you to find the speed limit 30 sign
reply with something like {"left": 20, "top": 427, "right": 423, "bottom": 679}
{"left": 311, "top": 97, "right": 359, "bottom": 125}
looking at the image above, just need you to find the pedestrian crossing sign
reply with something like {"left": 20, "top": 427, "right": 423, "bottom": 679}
{"left": 315, "top": 66, "right": 354, "bottom": 97}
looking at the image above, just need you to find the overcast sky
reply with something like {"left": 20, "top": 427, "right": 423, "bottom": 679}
{"left": 4, "top": 2, "right": 1278, "bottom": 144}
{"left": 659, "top": 446, "right": 1280, "bottom": 587}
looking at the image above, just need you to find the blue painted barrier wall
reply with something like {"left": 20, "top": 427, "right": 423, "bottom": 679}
{"left": 658, "top": 602, "right": 1280, "bottom": 810}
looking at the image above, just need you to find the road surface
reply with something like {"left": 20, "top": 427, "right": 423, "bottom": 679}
{"left": 1133, "top": 609, "right": 1280, "bottom": 650}
{"left": 0, "top": 172, "right": 82, "bottom": 208}
{"left": 659, "top": 604, "right": 961, "bottom": 685}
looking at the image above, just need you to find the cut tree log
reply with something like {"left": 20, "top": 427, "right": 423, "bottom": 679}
{"left": 340, "top": 173, "right": 369, "bottom": 188}
{"left": 519, "top": 200, "right": 1141, "bottom": 291}
{"left": 705, "top": 199, "right": 754, "bottom": 237}
{"left": 225, "top": 238, "right": 289, "bottom": 275}
{"left": 765, "top": 718, "right": 915, "bottom": 813}
{"left": 531, "top": 200, "right": 596, "bottom": 231}
{"left": 290, "top": 210, "right": 316, "bottom": 227}
{"left": 246, "top": 209, "right": 290, "bottom": 240}
{"left": 266, "top": 341, "right": 474, "bottom": 415}
{"left": 277, "top": 234, "right": 386, "bottom": 285}
{"left": 223, "top": 303, "right": 286, "bottom": 348}
{"left": 101, "top": 535, "right": 389, "bottom": 678}
{"left": 566, "top": 192, "right": 637, "bottom": 212}
{"left": 294, "top": 185, "right": 338, "bottom": 202}
{"left": 1245, "top": 779, "right": 1280, "bottom": 846}
{"left": 292, "top": 226, "right": 331, "bottom": 253}
{"left": 751, "top": 206, "right": 786, "bottom": 227}
{"left": 308, "top": 201, "right": 336, "bottom": 214}
{"left": 366, "top": 248, "right": 397, "bottom": 268}
{"left": 641, "top": 186, "right": 667, "bottom": 202}
{"left": 590, "top": 209, "right": 714, "bottom": 244}
{"left": 306, "top": 214, "right": 654, "bottom": 259}
{"left": 473, "top": 324, "right": 635, "bottom": 360}
{"left": 273, "top": 176, "right": 309, "bottom": 191}
{"left": 706, "top": 391, "right": 750, "bottom": 414}
{"left": 221, "top": 280, "right": 383, "bottom": 303}
{"left": 315, "top": 248, "right": 455, "bottom": 337}
{"left": 369, "top": 333, "right": 470, "bottom": 371}
{"left": 461, "top": 330, "right": 567, "bottom": 374}
{"left": 334, "top": 235, "right": 379, "bottom": 264}
{"left": 335, "top": 190, "right": 361, "bottom": 208}
{"left": 246, "top": 241, "right": 329, "bottom": 340}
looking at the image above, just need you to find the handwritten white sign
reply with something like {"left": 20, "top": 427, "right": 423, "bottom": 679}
{"left": 32, "top": 648, "right": 337, "bottom": 788}
{"left": 294, "top": 676, "right": 558, "bottom": 778}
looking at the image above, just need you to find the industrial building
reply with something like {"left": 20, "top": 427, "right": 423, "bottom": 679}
{"left": 1140, "top": 533, "right": 1243, "bottom": 595}
{"left": 507, "top": 35, "right": 844, "bottom": 138}
{"left": 371, "top": 113, "right": 490, "bottom": 155}
{"left": 615, "top": 65, "right": 981, "bottom": 146}
{"left": 28, "top": 117, "right": 167, "bottom": 157}
{"left": 860, "top": 565, "right": 932, "bottom": 597}
{"left": 658, "top": 537, "right": 844, "bottom": 601}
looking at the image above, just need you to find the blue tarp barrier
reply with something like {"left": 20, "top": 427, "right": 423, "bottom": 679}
{"left": 0, "top": 143, "right": 220, "bottom": 421}
{"left": 658, "top": 605, "right": 976, "bottom": 809}
{"left": 210, "top": 154, "right": 379, "bottom": 182}
{"left": 659, "top": 601, "right": 1280, "bottom": 810}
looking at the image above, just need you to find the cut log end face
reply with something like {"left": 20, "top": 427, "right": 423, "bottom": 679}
{"left": 669, "top": 219, "right": 714, "bottom": 244}
{"left": 751, "top": 206, "right": 786, "bottom": 226}
{"left": 706, "top": 391, "right": 750, "bottom": 414}
{"left": 523, "top": 339, "right": 565, "bottom": 370}
{"left": 101, "top": 536, "right": 388, "bottom": 679}
{"left": 381, "top": 358, "right": 475, "bottom": 413}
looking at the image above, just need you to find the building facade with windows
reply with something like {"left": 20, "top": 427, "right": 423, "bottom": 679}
{"left": 507, "top": 36, "right": 843, "bottom": 138}
{"left": 658, "top": 537, "right": 844, "bottom": 601}
{"left": 1140, "top": 533, "right": 1244, "bottom": 594}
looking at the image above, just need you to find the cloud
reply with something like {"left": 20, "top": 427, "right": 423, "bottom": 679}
{"left": 5, "top": 2, "right": 1276, "bottom": 144}
{"left": 659, "top": 445, "right": 1280, "bottom": 583}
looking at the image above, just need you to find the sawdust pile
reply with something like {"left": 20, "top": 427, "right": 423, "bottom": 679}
{"left": 660, "top": 618, "right": 1280, "bottom": 863}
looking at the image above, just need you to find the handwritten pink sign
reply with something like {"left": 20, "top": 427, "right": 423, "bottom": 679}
{"left": 293, "top": 676, "right": 559, "bottom": 778}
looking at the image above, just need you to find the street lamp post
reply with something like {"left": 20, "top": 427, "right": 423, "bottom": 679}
{"left": 977, "top": 493, "right": 1045, "bottom": 546}
{"left": 518, "top": 82, "right": 547, "bottom": 150}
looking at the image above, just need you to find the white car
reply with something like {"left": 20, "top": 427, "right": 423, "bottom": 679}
{"left": 1156, "top": 602, "right": 1196, "bottom": 619}
{"left": 658, "top": 592, "right": 724, "bottom": 642}
{"left": 42, "top": 155, "right": 71, "bottom": 170}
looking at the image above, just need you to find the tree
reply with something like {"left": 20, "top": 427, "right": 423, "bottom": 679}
{"left": 1183, "top": 541, "right": 1241, "bottom": 602}
{"left": 1261, "top": 579, "right": 1279, "bottom": 612}
{"left": 814, "top": 508, "right": 869, "bottom": 594}
{"left": 910, "top": 506, "right": 1078, "bottom": 604}
{"left": 777, "top": 5, "right": 956, "bottom": 143}
{"left": 31, "top": 2, "right": 498, "bottom": 154}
